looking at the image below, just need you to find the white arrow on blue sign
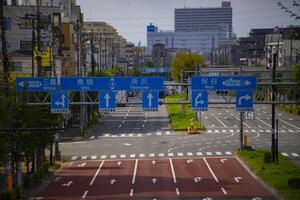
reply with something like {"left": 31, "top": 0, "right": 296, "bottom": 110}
{"left": 51, "top": 91, "right": 69, "bottom": 113}
{"left": 142, "top": 91, "right": 159, "bottom": 112}
{"left": 99, "top": 91, "right": 116, "bottom": 112}
{"left": 191, "top": 91, "right": 208, "bottom": 111}
{"left": 16, "top": 77, "right": 58, "bottom": 91}
{"left": 236, "top": 90, "right": 253, "bottom": 111}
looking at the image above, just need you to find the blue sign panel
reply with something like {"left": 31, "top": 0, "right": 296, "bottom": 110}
{"left": 142, "top": 91, "right": 159, "bottom": 112}
{"left": 142, "top": 67, "right": 170, "bottom": 73}
{"left": 191, "top": 90, "right": 208, "bottom": 111}
{"left": 60, "top": 77, "right": 164, "bottom": 91}
{"left": 16, "top": 78, "right": 58, "bottom": 91}
{"left": 51, "top": 91, "right": 69, "bottom": 113}
{"left": 99, "top": 92, "right": 116, "bottom": 112}
{"left": 191, "top": 76, "right": 257, "bottom": 90}
{"left": 236, "top": 90, "right": 253, "bottom": 111}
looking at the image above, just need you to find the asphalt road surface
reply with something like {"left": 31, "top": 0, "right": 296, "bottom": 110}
{"left": 34, "top": 95, "right": 300, "bottom": 199}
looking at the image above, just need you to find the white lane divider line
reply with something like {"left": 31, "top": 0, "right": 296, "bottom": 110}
{"left": 166, "top": 131, "right": 171, "bottom": 135}
{"left": 291, "top": 153, "right": 299, "bottom": 157}
{"left": 187, "top": 152, "right": 193, "bottom": 156}
{"left": 176, "top": 187, "right": 180, "bottom": 196}
{"left": 281, "top": 152, "right": 289, "bottom": 157}
{"left": 156, "top": 131, "right": 162, "bottom": 135}
{"left": 168, "top": 153, "right": 174, "bottom": 157}
{"left": 149, "top": 153, "right": 155, "bottom": 157}
{"left": 82, "top": 190, "right": 88, "bottom": 199}
{"left": 257, "top": 118, "right": 271, "bottom": 127}
{"left": 197, "top": 152, "right": 203, "bottom": 156}
{"left": 206, "top": 152, "right": 212, "bottom": 156}
{"left": 130, "top": 154, "right": 136, "bottom": 158}
{"left": 71, "top": 156, "right": 78, "bottom": 161}
{"left": 132, "top": 159, "right": 138, "bottom": 184}
{"left": 177, "top": 152, "right": 184, "bottom": 156}
{"left": 110, "top": 155, "right": 116, "bottom": 159}
{"left": 216, "top": 152, "right": 222, "bottom": 156}
{"left": 159, "top": 153, "right": 165, "bottom": 157}
{"left": 90, "top": 161, "right": 104, "bottom": 185}
{"left": 215, "top": 116, "right": 228, "bottom": 128}
{"left": 169, "top": 158, "right": 177, "bottom": 183}
{"left": 225, "top": 151, "right": 232, "bottom": 155}
{"left": 235, "top": 117, "right": 251, "bottom": 128}
{"left": 100, "top": 155, "right": 107, "bottom": 159}
{"left": 81, "top": 156, "right": 87, "bottom": 160}
{"left": 203, "top": 158, "right": 219, "bottom": 183}
{"left": 89, "top": 136, "right": 95, "bottom": 140}
{"left": 279, "top": 119, "right": 300, "bottom": 129}
{"left": 288, "top": 130, "right": 295, "bottom": 133}
{"left": 130, "top": 189, "right": 134, "bottom": 197}
{"left": 221, "top": 187, "right": 228, "bottom": 195}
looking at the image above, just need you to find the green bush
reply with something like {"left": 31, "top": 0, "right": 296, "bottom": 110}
{"left": 288, "top": 178, "right": 300, "bottom": 189}
{"left": 1, "top": 186, "right": 24, "bottom": 200}
{"left": 263, "top": 152, "right": 272, "bottom": 163}
{"left": 23, "top": 163, "right": 50, "bottom": 189}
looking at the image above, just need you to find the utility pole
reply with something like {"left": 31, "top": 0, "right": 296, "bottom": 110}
{"left": 36, "top": 0, "right": 42, "bottom": 77}
{"left": 90, "top": 29, "right": 96, "bottom": 74}
{"left": 99, "top": 33, "right": 102, "bottom": 70}
{"left": 239, "top": 63, "right": 244, "bottom": 150}
{"left": 271, "top": 53, "right": 277, "bottom": 162}
{"left": 31, "top": 17, "right": 35, "bottom": 77}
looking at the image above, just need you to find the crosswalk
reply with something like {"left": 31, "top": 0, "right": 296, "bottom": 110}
{"left": 69, "top": 151, "right": 300, "bottom": 161}
{"left": 88, "top": 129, "right": 300, "bottom": 139}
{"left": 70, "top": 151, "right": 235, "bottom": 161}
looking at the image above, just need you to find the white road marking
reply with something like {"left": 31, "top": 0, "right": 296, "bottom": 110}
{"left": 221, "top": 187, "right": 228, "bottom": 195}
{"left": 215, "top": 116, "right": 228, "bottom": 128}
{"left": 137, "top": 133, "right": 142, "bottom": 137}
{"left": 207, "top": 130, "right": 212, "bottom": 133}
{"left": 128, "top": 133, "right": 134, "bottom": 136}
{"left": 214, "top": 130, "right": 220, "bottom": 133}
{"left": 81, "top": 156, "right": 87, "bottom": 160}
{"left": 197, "top": 152, "right": 203, "bottom": 156}
{"left": 142, "top": 124, "right": 145, "bottom": 127}
{"left": 187, "top": 152, "right": 193, "bottom": 156}
{"left": 130, "top": 154, "right": 136, "bottom": 158}
{"left": 71, "top": 156, "right": 78, "bottom": 161}
{"left": 110, "top": 155, "right": 116, "bottom": 159}
{"left": 89, "top": 161, "right": 104, "bottom": 185}
{"left": 130, "top": 189, "right": 134, "bottom": 197}
{"left": 159, "top": 153, "right": 164, "bottom": 157}
{"left": 229, "top": 130, "right": 234, "bottom": 133}
{"left": 216, "top": 152, "right": 222, "bottom": 155}
{"left": 169, "top": 158, "right": 177, "bottom": 183}
{"left": 206, "top": 152, "right": 212, "bottom": 156}
{"left": 118, "top": 125, "right": 122, "bottom": 128}
{"left": 132, "top": 159, "right": 138, "bottom": 184}
{"left": 235, "top": 117, "right": 251, "bottom": 128}
{"left": 251, "top": 130, "right": 256, "bottom": 133}
{"left": 139, "top": 154, "right": 145, "bottom": 158}
{"left": 288, "top": 130, "right": 295, "bottom": 133}
{"left": 291, "top": 153, "right": 299, "bottom": 157}
{"left": 91, "top": 156, "right": 97, "bottom": 160}
{"left": 234, "top": 177, "right": 242, "bottom": 183}
{"left": 149, "top": 153, "right": 155, "bottom": 157}
{"left": 222, "top": 130, "right": 227, "bottom": 133}
{"left": 100, "top": 155, "right": 107, "bottom": 159}
{"left": 176, "top": 187, "right": 180, "bottom": 195}
{"left": 89, "top": 136, "right": 95, "bottom": 140}
{"left": 225, "top": 151, "right": 232, "bottom": 155}
{"left": 281, "top": 152, "right": 289, "bottom": 157}
{"left": 279, "top": 119, "right": 300, "bottom": 129}
{"left": 120, "top": 154, "right": 126, "bottom": 158}
{"left": 257, "top": 118, "right": 271, "bottom": 127}
{"left": 203, "top": 158, "right": 219, "bottom": 182}
{"left": 166, "top": 131, "right": 171, "bottom": 135}
{"left": 82, "top": 190, "right": 88, "bottom": 199}
{"left": 177, "top": 152, "right": 184, "bottom": 156}
{"left": 156, "top": 131, "right": 162, "bottom": 135}
{"left": 168, "top": 153, "right": 174, "bottom": 157}
{"left": 220, "top": 159, "right": 227, "bottom": 163}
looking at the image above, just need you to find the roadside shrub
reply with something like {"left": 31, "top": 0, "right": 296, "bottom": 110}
{"left": 288, "top": 178, "right": 300, "bottom": 189}
{"left": 263, "top": 152, "right": 272, "bottom": 163}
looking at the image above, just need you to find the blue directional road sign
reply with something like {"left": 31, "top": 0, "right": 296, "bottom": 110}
{"left": 191, "top": 76, "right": 257, "bottom": 90}
{"left": 191, "top": 91, "right": 208, "bottom": 111}
{"left": 142, "top": 67, "right": 170, "bottom": 73}
{"left": 142, "top": 91, "right": 159, "bottom": 112}
{"left": 51, "top": 91, "right": 69, "bottom": 113}
{"left": 236, "top": 90, "right": 253, "bottom": 111}
{"left": 16, "top": 77, "right": 58, "bottom": 91}
{"left": 60, "top": 77, "right": 164, "bottom": 91}
{"left": 99, "top": 91, "right": 116, "bottom": 112}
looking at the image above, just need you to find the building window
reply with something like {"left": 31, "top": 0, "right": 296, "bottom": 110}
{"left": 4, "top": 17, "right": 11, "bottom": 30}
{"left": 19, "top": 19, "right": 33, "bottom": 29}
{"left": 20, "top": 41, "right": 32, "bottom": 51}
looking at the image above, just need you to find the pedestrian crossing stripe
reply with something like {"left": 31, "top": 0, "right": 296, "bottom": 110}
{"left": 69, "top": 151, "right": 300, "bottom": 161}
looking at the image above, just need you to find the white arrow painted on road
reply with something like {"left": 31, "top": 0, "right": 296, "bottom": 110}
{"left": 186, "top": 159, "right": 193, "bottom": 164}
{"left": 147, "top": 92, "right": 153, "bottom": 107}
{"left": 152, "top": 178, "right": 157, "bottom": 184}
{"left": 117, "top": 161, "right": 122, "bottom": 166}
{"left": 234, "top": 177, "right": 242, "bottom": 183}
{"left": 104, "top": 93, "right": 110, "bottom": 108}
{"left": 220, "top": 159, "right": 227, "bottom": 163}
{"left": 152, "top": 160, "right": 156, "bottom": 165}
{"left": 238, "top": 94, "right": 251, "bottom": 105}
{"left": 78, "top": 163, "right": 86, "bottom": 167}
{"left": 194, "top": 177, "right": 203, "bottom": 183}
{"left": 62, "top": 181, "right": 73, "bottom": 187}
{"left": 110, "top": 179, "right": 116, "bottom": 184}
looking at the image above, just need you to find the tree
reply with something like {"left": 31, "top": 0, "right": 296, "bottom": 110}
{"left": 171, "top": 52, "right": 207, "bottom": 82}
{"left": 293, "top": 63, "right": 300, "bottom": 81}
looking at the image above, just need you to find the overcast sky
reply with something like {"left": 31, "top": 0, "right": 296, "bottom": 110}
{"left": 77, "top": 0, "right": 300, "bottom": 46}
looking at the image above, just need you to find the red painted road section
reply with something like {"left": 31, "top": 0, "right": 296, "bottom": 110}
{"left": 37, "top": 161, "right": 100, "bottom": 200}
{"left": 35, "top": 157, "right": 274, "bottom": 200}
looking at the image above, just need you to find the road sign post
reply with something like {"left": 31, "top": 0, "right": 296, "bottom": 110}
{"left": 51, "top": 91, "right": 69, "bottom": 113}
{"left": 99, "top": 91, "right": 116, "bottom": 112}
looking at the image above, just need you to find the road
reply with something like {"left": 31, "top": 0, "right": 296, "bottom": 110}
{"left": 34, "top": 95, "right": 300, "bottom": 199}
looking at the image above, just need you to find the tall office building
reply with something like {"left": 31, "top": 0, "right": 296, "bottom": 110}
{"left": 174, "top": 1, "right": 232, "bottom": 37}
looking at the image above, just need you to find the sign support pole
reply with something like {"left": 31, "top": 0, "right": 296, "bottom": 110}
{"left": 240, "top": 112, "right": 244, "bottom": 150}
{"left": 272, "top": 53, "right": 277, "bottom": 162}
